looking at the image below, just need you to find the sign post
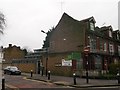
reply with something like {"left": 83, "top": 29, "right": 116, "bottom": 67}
{"left": 0, "top": 46, "right": 3, "bottom": 90}
{"left": 84, "top": 46, "right": 90, "bottom": 84}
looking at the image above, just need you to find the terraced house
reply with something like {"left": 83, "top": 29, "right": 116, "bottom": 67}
{"left": 42, "top": 13, "right": 120, "bottom": 76}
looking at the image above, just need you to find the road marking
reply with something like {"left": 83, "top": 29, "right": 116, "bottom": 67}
{"left": 91, "top": 86, "right": 119, "bottom": 89}
{"left": 5, "top": 84, "right": 19, "bottom": 90}
{"left": 23, "top": 77, "right": 52, "bottom": 85}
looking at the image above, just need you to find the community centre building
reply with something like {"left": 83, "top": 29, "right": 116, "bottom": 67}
{"left": 41, "top": 12, "right": 120, "bottom": 76}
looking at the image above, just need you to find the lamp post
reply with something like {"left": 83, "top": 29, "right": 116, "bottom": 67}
{"left": 84, "top": 46, "right": 90, "bottom": 84}
{"left": 45, "top": 48, "right": 48, "bottom": 76}
{"left": 41, "top": 30, "right": 49, "bottom": 76}
{"left": 86, "top": 61, "right": 89, "bottom": 84}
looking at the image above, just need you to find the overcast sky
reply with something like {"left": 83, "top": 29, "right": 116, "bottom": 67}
{"left": 0, "top": 0, "right": 119, "bottom": 51}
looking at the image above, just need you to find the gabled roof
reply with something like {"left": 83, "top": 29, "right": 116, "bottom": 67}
{"left": 61, "top": 12, "right": 75, "bottom": 20}
{"left": 113, "top": 30, "right": 119, "bottom": 33}
{"left": 80, "top": 16, "right": 96, "bottom": 23}
{"left": 43, "top": 12, "right": 96, "bottom": 48}
{"left": 58, "top": 12, "right": 79, "bottom": 23}
{"left": 61, "top": 12, "right": 96, "bottom": 23}
{"left": 99, "top": 25, "right": 113, "bottom": 32}
{"left": 56, "top": 12, "right": 96, "bottom": 28}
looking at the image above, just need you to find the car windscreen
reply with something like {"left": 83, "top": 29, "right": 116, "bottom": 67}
{"left": 10, "top": 67, "right": 18, "bottom": 71}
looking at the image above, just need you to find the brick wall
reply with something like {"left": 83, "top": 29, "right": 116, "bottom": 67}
{"left": 42, "top": 13, "right": 88, "bottom": 76}
{"left": 3, "top": 44, "right": 26, "bottom": 65}
{"left": 42, "top": 53, "right": 73, "bottom": 76}
{"left": 49, "top": 13, "right": 86, "bottom": 53}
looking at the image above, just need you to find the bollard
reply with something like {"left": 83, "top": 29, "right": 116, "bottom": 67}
{"left": 31, "top": 70, "right": 33, "bottom": 77}
{"left": 73, "top": 73, "right": 76, "bottom": 85}
{"left": 48, "top": 71, "right": 50, "bottom": 80}
{"left": 118, "top": 76, "right": 120, "bottom": 84}
{"left": 117, "top": 72, "right": 120, "bottom": 84}
{"left": 42, "top": 69, "right": 44, "bottom": 76}
{"left": 2, "top": 76, "right": 5, "bottom": 90}
{"left": 41, "top": 67, "right": 44, "bottom": 76}
{"left": 86, "top": 71, "right": 89, "bottom": 84}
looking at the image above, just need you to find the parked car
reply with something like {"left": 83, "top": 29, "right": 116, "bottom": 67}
{"left": 4, "top": 66, "right": 21, "bottom": 75}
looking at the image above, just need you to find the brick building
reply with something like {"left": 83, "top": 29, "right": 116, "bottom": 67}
{"left": 3, "top": 44, "right": 27, "bottom": 68}
{"left": 42, "top": 13, "right": 120, "bottom": 76}
{"left": 12, "top": 49, "right": 42, "bottom": 73}
{"left": 3, "top": 44, "right": 43, "bottom": 74}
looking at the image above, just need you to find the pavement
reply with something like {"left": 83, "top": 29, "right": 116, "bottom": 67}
{"left": 22, "top": 73, "right": 120, "bottom": 88}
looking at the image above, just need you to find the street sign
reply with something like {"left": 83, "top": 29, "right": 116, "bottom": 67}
{"left": 66, "top": 52, "right": 81, "bottom": 60}
{"left": 84, "top": 46, "right": 90, "bottom": 55}
{"left": 62, "top": 59, "right": 72, "bottom": 66}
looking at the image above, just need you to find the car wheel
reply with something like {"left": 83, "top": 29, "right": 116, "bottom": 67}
{"left": 8, "top": 72, "right": 11, "bottom": 75}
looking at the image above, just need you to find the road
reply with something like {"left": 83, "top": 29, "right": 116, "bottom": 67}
{"left": 5, "top": 74, "right": 71, "bottom": 89}
{"left": 79, "top": 86, "right": 120, "bottom": 90}
{"left": 4, "top": 74, "right": 120, "bottom": 90}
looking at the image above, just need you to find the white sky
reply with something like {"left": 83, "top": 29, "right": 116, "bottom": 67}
{"left": 0, "top": 0, "right": 119, "bottom": 51}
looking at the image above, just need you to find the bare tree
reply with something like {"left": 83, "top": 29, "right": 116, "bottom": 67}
{"left": 0, "top": 12, "right": 6, "bottom": 34}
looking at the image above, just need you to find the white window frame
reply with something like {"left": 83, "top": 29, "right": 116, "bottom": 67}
{"left": 109, "top": 30, "right": 112, "bottom": 37}
{"left": 90, "top": 22, "right": 94, "bottom": 31}
{"left": 109, "top": 44, "right": 114, "bottom": 53}
{"left": 103, "top": 43, "right": 107, "bottom": 52}
{"left": 118, "top": 46, "right": 120, "bottom": 56}
{"left": 117, "top": 33, "right": 119, "bottom": 40}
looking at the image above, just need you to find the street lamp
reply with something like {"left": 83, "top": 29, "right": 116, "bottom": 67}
{"left": 84, "top": 45, "right": 90, "bottom": 84}
{"left": 41, "top": 30, "right": 48, "bottom": 76}
{"left": 41, "top": 30, "right": 47, "bottom": 34}
{"left": 45, "top": 48, "right": 48, "bottom": 76}
{"left": 86, "top": 60, "right": 89, "bottom": 84}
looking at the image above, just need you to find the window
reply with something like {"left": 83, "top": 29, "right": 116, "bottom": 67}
{"left": 117, "top": 32, "right": 120, "bottom": 40}
{"left": 100, "top": 41, "right": 103, "bottom": 51}
{"left": 89, "top": 37, "right": 96, "bottom": 52}
{"left": 94, "top": 55, "right": 102, "bottom": 69}
{"left": 118, "top": 46, "right": 120, "bottom": 56}
{"left": 117, "top": 34, "right": 119, "bottom": 40}
{"left": 103, "top": 42, "right": 107, "bottom": 52}
{"left": 109, "top": 44, "right": 114, "bottom": 53}
{"left": 90, "top": 22, "right": 94, "bottom": 31}
{"left": 109, "top": 30, "right": 112, "bottom": 37}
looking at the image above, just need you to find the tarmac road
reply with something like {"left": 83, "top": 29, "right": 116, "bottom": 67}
{"left": 19, "top": 87, "right": 120, "bottom": 90}
{"left": 4, "top": 74, "right": 120, "bottom": 90}
{"left": 5, "top": 74, "right": 72, "bottom": 89}
{"left": 79, "top": 86, "right": 120, "bottom": 90}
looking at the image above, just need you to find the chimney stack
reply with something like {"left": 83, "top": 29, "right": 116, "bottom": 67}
{"left": 9, "top": 44, "right": 12, "bottom": 47}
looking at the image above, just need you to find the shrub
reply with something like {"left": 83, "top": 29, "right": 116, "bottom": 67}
{"left": 109, "top": 63, "right": 120, "bottom": 75}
